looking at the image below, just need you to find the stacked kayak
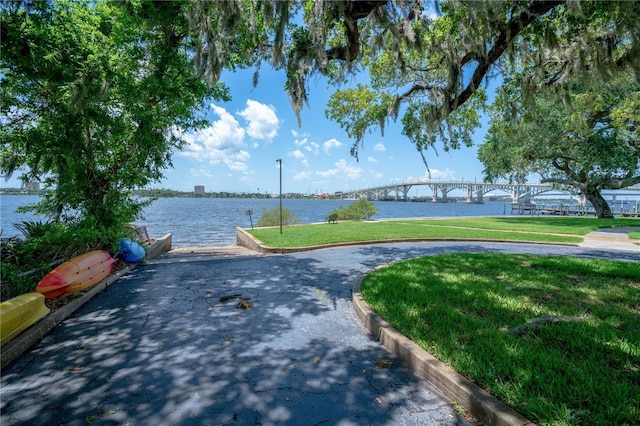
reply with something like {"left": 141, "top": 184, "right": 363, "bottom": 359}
{"left": 118, "top": 239, "right": 146, "bottom": 263}
{"left": 0, "top": 292, "right": 50, "bottom": 346}
{"left": 2, "top": 242, "right": 145, "bottom": 345}
{"left": 36, "top": 250, "right": 116, "bottom": 299}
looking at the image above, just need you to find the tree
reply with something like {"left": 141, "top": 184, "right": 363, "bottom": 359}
{"left": 1, "top": 1, "right": 229, "bottom": 241}
{"left": 478, "top": 75, "right": 640, "bottom": 218}
{"left": 327, "top": 198, "right": 378, "bottom": 221}
{"left": 188, "top": 1, "right": 640, "bottom": 162}
{"left": 256, "top": 207, "right": 300, "bottom": 227}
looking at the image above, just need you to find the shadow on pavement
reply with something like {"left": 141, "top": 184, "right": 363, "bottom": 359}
{"left": 1, "top": 251, "right": 468, "bottom": 425}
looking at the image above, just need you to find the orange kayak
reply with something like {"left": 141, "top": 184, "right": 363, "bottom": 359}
{"left": 36, "top": 250, "right": 116, "bottom": 298}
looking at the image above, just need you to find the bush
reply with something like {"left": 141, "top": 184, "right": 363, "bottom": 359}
{"left": 326, "top": 198, "right": 377, "bottom": 221}
{"left": 256, "top": 207, "right": 300, "bottom": 227}
{"left": 0, "top": 218, "right": 133, "bottom": 300}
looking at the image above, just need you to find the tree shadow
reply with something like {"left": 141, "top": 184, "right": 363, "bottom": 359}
{"left": 349, "top": 242, "right": 640, "bottom": 424}
{"left": 4, "top": 241, "right": 634, "bottom": 425}
{"left": 0, "top": 250, "right": 470, "bottom": 425}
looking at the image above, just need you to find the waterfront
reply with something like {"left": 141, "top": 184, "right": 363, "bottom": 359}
{"left": 2, "top": 196, "right": 511, "bottom": 247}
{"left": 4, "top": 195, "right": 638, "bottom": 247}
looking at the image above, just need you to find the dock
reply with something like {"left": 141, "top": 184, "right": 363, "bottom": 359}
{"left": 510, "top": 203, "right": 640, "bottom": 217}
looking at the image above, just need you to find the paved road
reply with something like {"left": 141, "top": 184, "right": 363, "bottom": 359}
{"left": 1, "top": 241, "right": 638, "bottom": 426}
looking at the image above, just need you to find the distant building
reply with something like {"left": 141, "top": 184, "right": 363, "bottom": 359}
{"left": 194, "top": 185, "right": 205, "bottom": 195}
{"left": 25, "top": 181, "right": 40, "bottom": 191}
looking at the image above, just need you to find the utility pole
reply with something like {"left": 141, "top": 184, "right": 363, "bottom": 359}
{"left": 276, "top": 159, "right": 282, "bottom": 234}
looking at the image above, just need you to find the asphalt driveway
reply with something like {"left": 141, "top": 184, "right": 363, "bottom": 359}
{"left": 1, "top": 241, "right": 638, "bottom": 425}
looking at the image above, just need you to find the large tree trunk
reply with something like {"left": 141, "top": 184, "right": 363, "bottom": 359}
{"left": 583, "top": 187, "right": 614, "bottom": 219}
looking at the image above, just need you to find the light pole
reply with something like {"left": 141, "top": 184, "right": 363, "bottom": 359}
{"left": 276, "top": 159, "right": 282, "bottom": 234}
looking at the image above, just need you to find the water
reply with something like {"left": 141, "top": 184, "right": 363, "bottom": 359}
{"left": 2, "top": 195, "right": 508, "bottom": 247}
{"left": 1, "top": 195, "right": 46, "bottom": 239}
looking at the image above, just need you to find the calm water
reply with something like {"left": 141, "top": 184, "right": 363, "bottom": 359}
{"left": 1, "top": 195, "right": 509, "bottom": 247}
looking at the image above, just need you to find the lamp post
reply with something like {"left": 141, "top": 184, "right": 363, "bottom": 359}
{"left": 276, "top": 159, "right": 282, "bottom": 234}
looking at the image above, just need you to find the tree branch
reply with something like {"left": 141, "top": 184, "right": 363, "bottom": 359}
{"left": 326, "top": 1, "right": 389, "bottom": 61}
{"left": 398, "top": 83, "right": 439, "bottom": 99}
{"left": 448, "top": 0, "right": 565, "bottom": 111}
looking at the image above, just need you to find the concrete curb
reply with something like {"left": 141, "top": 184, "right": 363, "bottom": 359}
{"left": 235, "top": 225, "right": 576, "bottom": 254}
{"left": 1, "top": 234, "right": 172, "bottom": 371}
{"left": 352, "top": 275, "right": 536, "bottom": 426}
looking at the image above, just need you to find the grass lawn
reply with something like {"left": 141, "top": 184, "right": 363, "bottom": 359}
{"left": 247, "top": 216, "right": 640, "bottom": 424}
{"left": 248, "top": 216, "right": 640, "bottom": 248}
{"left": 360, "top": 254, "right": 640, "bottom": 426}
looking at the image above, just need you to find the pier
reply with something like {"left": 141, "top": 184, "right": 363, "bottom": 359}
{"left": 509, "top": 202, "right": 640, "bottom": 217}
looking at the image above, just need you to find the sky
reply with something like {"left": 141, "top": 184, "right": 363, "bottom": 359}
{"left": 1, "top": 65, "right": 493, "bottom": 196}
{"left": 162, "top": 65, "right": 492, "bottom": 196}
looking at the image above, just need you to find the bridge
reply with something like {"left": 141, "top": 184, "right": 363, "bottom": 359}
{"left": 335, "top": 180, "right": 640, "bottom": 204}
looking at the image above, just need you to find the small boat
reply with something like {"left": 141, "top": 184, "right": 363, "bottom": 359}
{"left": 36, "top": 250, "right": 116, "bottom": 298}
{"left": 1, "top": 292, "right": 50, "bottom": 346}
{"left": 118, "top": 239, "right": 146, "bottom": 263}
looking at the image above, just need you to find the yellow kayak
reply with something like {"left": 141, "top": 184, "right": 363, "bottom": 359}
{"left": 0, "top": 292, "right": 50, "bottom": 346}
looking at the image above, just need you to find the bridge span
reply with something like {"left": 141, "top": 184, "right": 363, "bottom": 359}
{"left": 336, "top": 180, "right": 640, "bottom": 204}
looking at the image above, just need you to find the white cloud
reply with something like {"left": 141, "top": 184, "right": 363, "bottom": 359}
{"left": 225, "top": 151, "right": 251, "bottom": 172}
{"left": 309, "top": 141, "right": 320, "bottom": 154}
{"left": 430, "top": 168, "right": 456, "bottom": 180}
{"left": 367, "top": 156, "right": 377, "bottom": 163}
{"left": 179, "top": 105, "right": 250, "bottom": 172}
{"left": 316, "top": 169, "right": 338, "bottom": 178}
{"left": 293, "top": 133, "right": 320, "bottom": 155}
{"left": 323, "top": 138, "right": 342, "bottom": 154}
{"left": 238, "top": 99, "right": 280, "bottom": 140}
{"left": 374, "top": 143, "right": 386, "bottom": 152}
{"left": 415, "top": 168, "right": 456, "bottom": 181}
{"left": 291, "top": 129, "right": 309, "bottom": 139}
{"left": 289, "top": 149, "right": 305, "bottom": 160}
{"left": 190, "top": 168, "right": 214, "bottom": 178}
{"left": 336, "top": 159, "right": 362, "bottom": 180}
{"left": 316, "top": 159, "right": 362, "bottom": 181}
{"left": 293, "top": 171, "right": 313, "bottom": 180}
{"left": 288, "top": 149, "right": 308, "bottom": 166}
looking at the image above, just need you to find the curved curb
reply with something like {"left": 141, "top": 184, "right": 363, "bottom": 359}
{"left": 352, "top": 274, "right": 536, "bottom": 426}
{"left": 236, "top": 226, "right": 578, "bottom": 254}
{"left": 0, "top": 234, "right": 172, "bottom": 371}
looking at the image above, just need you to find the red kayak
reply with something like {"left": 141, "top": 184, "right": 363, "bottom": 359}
{"left": 36, "top": 250, "right": 116, "bottom": 298}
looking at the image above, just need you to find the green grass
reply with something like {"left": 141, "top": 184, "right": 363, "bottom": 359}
{"left": 248, "top": 216, "right": 640, "bottom": 248}
{"left": 360, "top": 254, "right": 640, "bottom": 426}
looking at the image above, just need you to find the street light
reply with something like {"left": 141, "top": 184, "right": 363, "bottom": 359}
{"left": 276, "top": 159, "right": 282, "bottom": 234}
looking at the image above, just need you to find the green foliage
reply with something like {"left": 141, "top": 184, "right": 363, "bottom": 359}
{"left": 479, "top": 75, "right": 640, "bottom": 218}
{"left": 256, "top": 207, "right": 300, "bottom": 227}
{"left": 1, "top": 218, "right": 132, "bottom": 300}
{"left": 13, "top": 220, "right": 57, "bottom": 240}
{"left": 326, "top": 198, "right": 377, "bottom": 221}
{"left": 361, "top": 254, "right": 640, "bottom": 425}
{"left": 0, "top": 0, "right": 229, "bottom": 236}
{"left": 317, "top": 1, "right": 640, "bottom": 162}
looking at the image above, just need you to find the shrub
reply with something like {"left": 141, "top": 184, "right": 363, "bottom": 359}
{"left": 326, "top": 198, "right": 377, "bottom": 221}
{"left": 0, "top": 218, "right": 133, "bottom": 300}
{"left": 256, "top": 207, "right": 300, "bottom": 227}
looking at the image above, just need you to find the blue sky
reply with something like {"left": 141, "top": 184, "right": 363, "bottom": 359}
{"left": 163, "top": 65, "right": 491, "bottom": 195}
{"left": 1, "top": 66, "right": 492, "bottom": 195}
